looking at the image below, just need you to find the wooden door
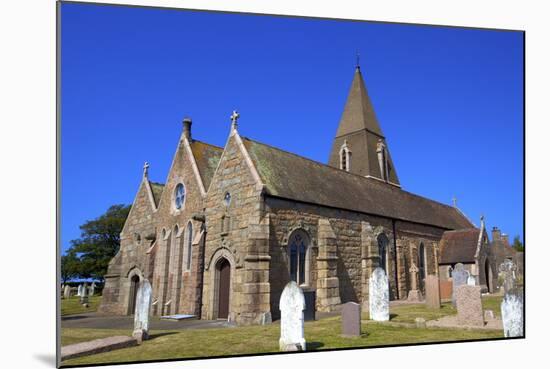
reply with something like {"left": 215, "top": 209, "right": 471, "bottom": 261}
{"left": 218, "top": 259, "right": 230, "bottom": 319}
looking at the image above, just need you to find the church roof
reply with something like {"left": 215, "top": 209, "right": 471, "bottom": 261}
{"left": 242, "top": 137, "right": 473, "bottom": 230}
{"left": 439, "top": 228, "right": 481, "bottom": 264}
{"left": 189, "top": 140, "right": 223, "bottom": 189}
{"left": 336, "top": 67, "right": 383, "bottom": 138}
{"left": 149, "top": 181, "right": 165, "bottom": 208}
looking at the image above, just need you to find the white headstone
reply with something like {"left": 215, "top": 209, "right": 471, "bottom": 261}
{"left": 279, "top": 281, "right": 306, "bottom": 351}
{"left": 369, "top": 267, "right": 389, "bottom": 321}
{"left": 77, "top": 284, "right": 83, "bottom": 296}
{"left": 501, "top": 291, "right": 523, "bottom": 338}
{"left": 63, "top": 285, "right": 71, "bottom": 299}
{"left": 90, "top": 282, "right": 96, "bottom": 296}
{"left": 80, "top": 283, "right": 89, "bottom": 304}
{"left": 467, "top": 275, "right": 476, "bottom": 286}
{"left": 133, "top": 280, "right": 153, "bottom": 343}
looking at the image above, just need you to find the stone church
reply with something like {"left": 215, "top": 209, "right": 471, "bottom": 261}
{"left": 99, "top": 66, "right": 494, "bottom": 325}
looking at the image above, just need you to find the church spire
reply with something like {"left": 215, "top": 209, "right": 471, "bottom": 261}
{"left": 328, "top": 66, "right": 400, "bottom": 186}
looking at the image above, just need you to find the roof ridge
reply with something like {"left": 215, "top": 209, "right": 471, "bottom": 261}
{"left": 190, "top": 138, "right": 224, "bottom": 151}
{"left": 243, "top": 136, "right": 460, "bottom": 211}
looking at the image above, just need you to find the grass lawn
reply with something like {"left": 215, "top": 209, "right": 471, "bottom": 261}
{"left": 61, "top": 315, "right": 503, "bottom": 366}
{"left": 61, "top": 295, "right": 102, "bottom": 316}
{"left": 481, "top": 295, "right": 504, "bottom": 317}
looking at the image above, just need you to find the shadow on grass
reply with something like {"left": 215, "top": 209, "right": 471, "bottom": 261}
{"left": 61, "top": 315, "right": 89, "bottom": 321}
{"left": 389, "top": 313, "right": 398, "bottom": 320}
{"left": 148, "top": 332, "right": 179, "bottom": 340}
{"left": 307, "top": 342, "right": 325, "bottom": 350}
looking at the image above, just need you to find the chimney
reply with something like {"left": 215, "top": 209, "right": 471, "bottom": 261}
{"left": 183, "top": 117, "right": 192, "bottom": 140}
{"left": 502, "top": 234, "right": 510, "bottom": 246}
{"left": 492, "top": 227, "right": 501, "bottom": 242}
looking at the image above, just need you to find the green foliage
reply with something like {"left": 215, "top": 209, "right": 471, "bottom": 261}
{"left": 63, "top": 204, "right": 130, "bottom": 281}
{"left": 61, "top": 295, "right": 102, "bottom": 316}
{"left": 512, "top": 235, "right": 524, "bottom": 252}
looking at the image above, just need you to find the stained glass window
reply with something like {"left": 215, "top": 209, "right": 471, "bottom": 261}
{"left": 175, "top": 183, "right": 185, "bottom": 209}
{"left": 289, "top": 230, "right": 309, "bottom": 285}
{"left": 186, "top": 222, "right": 193, "bottom": 270}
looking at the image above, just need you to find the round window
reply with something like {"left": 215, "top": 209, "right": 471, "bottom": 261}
{"left": 175, "top": 183, "right": 185, "bottom": 210}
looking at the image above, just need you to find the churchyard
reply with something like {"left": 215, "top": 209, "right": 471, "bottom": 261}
{"left": 60, "top": 262, "right": 522, "bottom": 366}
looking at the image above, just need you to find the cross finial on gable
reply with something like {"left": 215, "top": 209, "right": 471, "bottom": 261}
{"left": 452, "top": 196, "right": 457, "bottom": 208}
{"left": 356, "top": 51, "right": 360, "bottom": 69}
{"left": 230, "top": 110, "right": 240, "bottom": 131}
{"left": 143, "top": 161, "right": 150, "bottom": 179}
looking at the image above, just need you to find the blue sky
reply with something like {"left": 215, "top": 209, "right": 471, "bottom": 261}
{"left": 60, "top": 3, "right": 524, "bottom": 254}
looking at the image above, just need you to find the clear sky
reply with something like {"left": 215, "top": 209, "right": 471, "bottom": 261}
{"left": 60, "top": 2, "right": 524, "bottom": 254}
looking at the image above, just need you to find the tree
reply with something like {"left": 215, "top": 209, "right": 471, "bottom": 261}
{"left": 512, "top": 235, "right": 524, "bottom": 252}
{"left": 68, "top": 204, "right": 131, "bottom": 281}
{"left": 60, "top": 249, "right": 80, "bottom": 283}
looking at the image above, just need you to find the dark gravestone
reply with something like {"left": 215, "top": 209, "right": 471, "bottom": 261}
{"left": 341, "top": 302, "right": 361, "bottom": 337}
{"left": 302, "top": 288, "right": 316, "bottom": 321}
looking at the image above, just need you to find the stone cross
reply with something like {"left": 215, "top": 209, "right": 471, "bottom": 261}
{"left": 369, "top": 267, "right": 389, "bottom": 321}
{"left": 409, "top": 263, "right": 419, "bottom": 290}
{"left": 279, "top": 281, "right": 306, "bottom": 351}
{"left": 230, "top": 110, "right": 240, "bottom": 131}
{"left": 501, "top": 290, "right": 523, "bottom": 338}
{"left": 133, "top": 280, "right": 153, "bottom": 344}
{"left": 451, "top": 263, "right": 469, "bottom": 307}
{"left": 499, "top": 259, "right": 517, "bottom": 294}
{"left": 452, "top": 196, "right": 457, "bottom": 207}
{"left": 63, "top": 284, "right": 71, "bottom": 299}
{"left": 143, "top": 162, "right": 150, "bottom": 179}
{"left": 456, "top": 285, "right": 484, "bottom": 327}
{"left": 341, "top": 302, "right": 361, "bottom": 337}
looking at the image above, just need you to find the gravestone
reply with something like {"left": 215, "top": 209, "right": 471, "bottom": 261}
{"left": 451, "top": 263, "right": 469, "bottom": 307}
{"left": 369, "top": 267, "right": 389, "bottom": 321}
{"left": 415, "top": 317, "right": 426, "bottom": 328}
{"left": 501, "top": 290, "right": 523, "bottom": 338}
{"left": 63, "top": 285, "right": 71, "bottom": 299}
{"left": 456, "top": 285, "right": 484, "bottom": 327}
{"left": 499, "top": 260, "right": 517, "bottom": 294}
{"left": 77, "top": 284, "right": 83, "bottom": 297}
{"left": 407, "top": 263, "right": 423, "bottom": 302}
{"left": 90, "top": 282, "right": 96, "bottom": 296}
{"left": 424, "top": 275, "right": 441, "bottom": 309}
{"left": 133, "top": 280, "right": 153, "bottom": 344}
{"left": 467, "top": 275, "right": 476, "bottom": 286}
{"left": 341, "top": 302, "right": 361, "bottom": 337}
{"left": 484, "top": 310, "right": 495, "bottom": 321}
{"left": 279, "top": 281, "right": 306, "bottom": 351}
{"left": 80, "top": 283, "right": 89, "bottom": 305}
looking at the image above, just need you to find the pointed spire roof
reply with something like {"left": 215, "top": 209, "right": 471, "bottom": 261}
{"left": 336, "top": 67, "right": 384, "bottom": 138}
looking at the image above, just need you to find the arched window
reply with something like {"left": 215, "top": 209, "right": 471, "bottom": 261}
{"left": 418, "top": 243, "right": 426, "bottom": 286}
{"left": 174, "top": 183, "right": 185, "bottom": 210}
{"left": 288, "top": 229, "right": 310, "bottom": 286}
{"left": 377, "top": 233, "right": 389, "bottom": 272}
{"left": 185, "top": 222, "right": 193, "bottom": 270}
{"left": 339, "top": 141, "right": 351, "bottom": 172}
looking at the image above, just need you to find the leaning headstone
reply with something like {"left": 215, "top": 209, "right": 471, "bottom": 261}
{"left": 501, "top": 290, "right": 523, "bottom": 338}
{"left": 279, "top": 281, "right": 306, "bottom": 351}
{"left": 467, "top": 275, "right": 476, "bottom": 286}
{"left": 63, "top": 285, "right": 71, "bottom": 299}
{"left": 133, "top": 280, "right": 153, "bottom": 344}
{"left": 369, "top": 267, "right": 389, "bottom": 321}
{"left": 341, "top": 302, "right": 361, "bottom": 337}
{"left": 451, "top": 263, "right": 469, "bottom": 307}
{"left": 499, "top": 260, "right": 517, "bottom": 295}
{"left": 456, "top": 285, "right": 484, "bottom": 327}
{"left": 424, "top": 275, "right": 441, "bottom": 309}
{"left": 80, "top": 283, "right": 89, "bottom": 305}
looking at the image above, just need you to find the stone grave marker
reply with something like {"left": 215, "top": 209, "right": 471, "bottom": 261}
{"left": 80, "top": 283, "right": 89, "bottom": 305}
{"left": 424, "top": 275, "right": 441, "bottom": 309}
{"left": 499, "top": 260, "right": 517, "bottom": 295}
{"left": 63, "top": 285, "right": 71, "bottom": 299}
{"left": 451, "top": 263, "right": 469, "bottom": 307}
{"left": 341, "top": 302, "right": 361, "bottom": 337}
{"left": 279, "top": 281, "right": 306, "bottom": 351}
{"left": 133, "top": 279, "right": 153, "bottom": 344}
{"left": 467, "top": 275, "right": 476, "bottom": 286}
{"left": 77, "top": 284, "right": 83, "bottom": 297}
{"left": 407, "top": 263, "right": 423, "bottom": 302}
{"left": 369, "top": 267, "right": 389, "bottom": 321}
{"left": 501, "top": 290, "right": 523, "bottom": 338}
{"left": 456, "top": 285, "right": 484, "bottom": 327}
{"left": 90, "top": 282, "right": 96, "bottom": 296}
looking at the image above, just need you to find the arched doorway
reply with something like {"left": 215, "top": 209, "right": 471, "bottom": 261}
{"left": 216, "top": 258, "right": 231, "bottom": 319}
{"left": 485, "top": 258, "right": 493, "bottom": 292}
{"left": 128, "top": 275, "right": 140, "bottom": 315}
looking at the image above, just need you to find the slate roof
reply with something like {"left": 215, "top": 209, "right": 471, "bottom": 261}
{"left": 149, "top": 181, "right": 165, "bottom": 208}
{"left": 189, "top": 140, "right": 223, "bottom": 189}
{"left": 439, "top": 229, "right": 481, "bottom": 264}
{"left": 242, "top": 137, "right": 473, "bottom": 230}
